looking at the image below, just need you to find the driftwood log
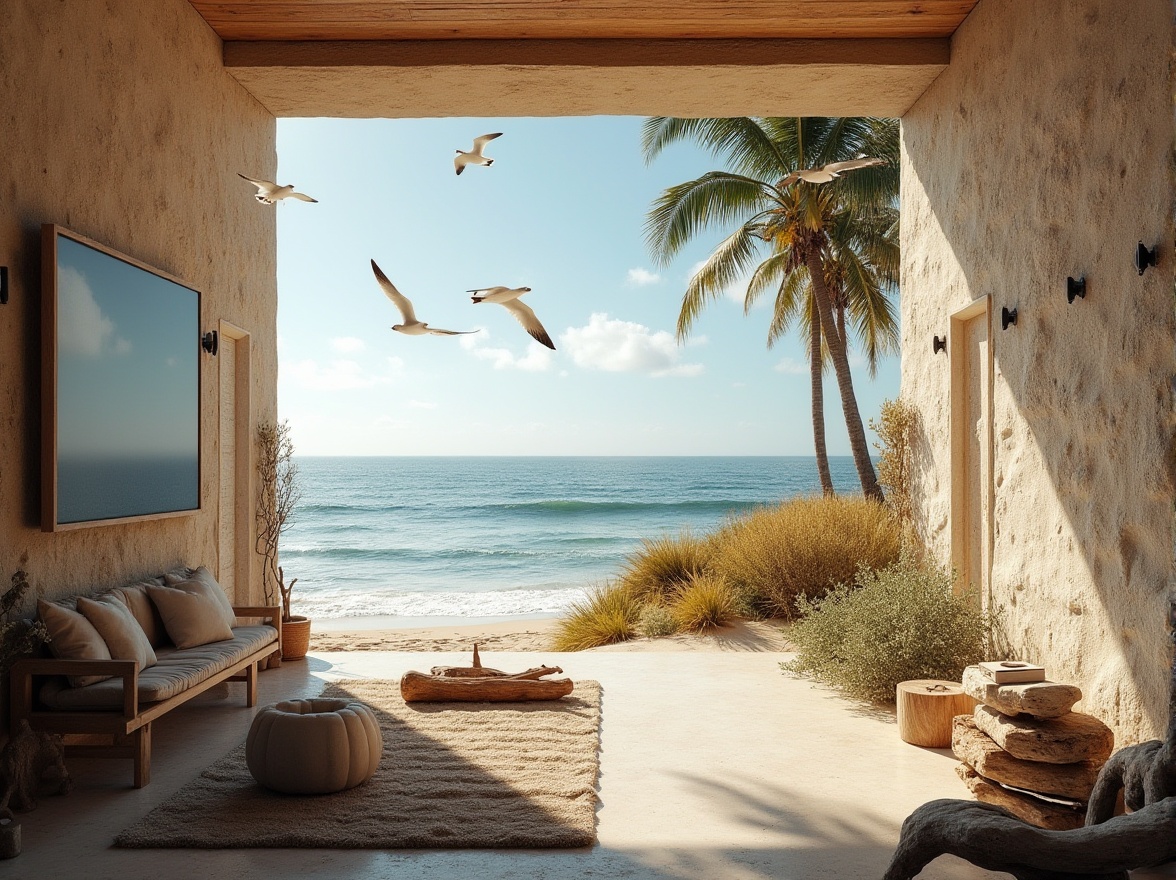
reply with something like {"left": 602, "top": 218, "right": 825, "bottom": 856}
{"left": 1085, "top": 600, "right": 1176, "bottom": 824}
{"left": 0, "top": 720, "right": 71, "bottom": 816}
{"left": 882, "top": 797, "right": 1176, "bottom": 880}
{"left": 401, "top": 644, "right": 574, "bottom": 703}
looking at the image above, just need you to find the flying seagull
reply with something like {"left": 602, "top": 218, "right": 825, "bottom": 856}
{"left": 454, "top": 133, "right": 503, "bottom": 176}
{"left": 468, "top": 286, "right": 555, "bottom": 350}
{"left": 777, "top": 156, "right": 886, "bottom": 187}
{"left": 237, "top": 173, "right": 318, "bottom": 204}
{"left": 371, "top": 260, "right": 479, "bottom": 337}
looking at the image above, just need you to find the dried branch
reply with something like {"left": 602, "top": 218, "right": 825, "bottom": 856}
{"left": 255, "top": 420, "right": 302, "bottom": 620}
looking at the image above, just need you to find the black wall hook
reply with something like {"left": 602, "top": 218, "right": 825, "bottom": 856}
{"left": 1066, "top": 276, "right": 1086, "bottom": 303}
{"left": 201, "top": 330, "right": 219, "bottom": 356}
{"left": 0, "top": 267, "right": 7, "bottom": 305}
{"left": 1001, "top": 306, "right": 1018, "bottom": 330}
{"left": 932, "top": 335, "right": 946, "bottom": 354}
{"left": 1136, "top": 241, "right": 1158, "bottom": 276}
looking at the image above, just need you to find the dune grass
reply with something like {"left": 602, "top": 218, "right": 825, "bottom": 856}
{"left": 671, "top": 573, "right": 739, "bottom": 632}
{"left": 637, "top": 603, "right": 679, "bottom": 638}
{"left": 619, "top": 531, "right": 711, "bottom": 602}
{"left": 551, "top": 582, "right": 641, "bottom": 651}
{"left": 707, "top": 495, "right": 903, "bottom": 619}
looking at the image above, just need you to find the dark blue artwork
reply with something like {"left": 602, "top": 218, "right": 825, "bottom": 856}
{"left": 54, "top": 234, "right": 199, "bottom": 525}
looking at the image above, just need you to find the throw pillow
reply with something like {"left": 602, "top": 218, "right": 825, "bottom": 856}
{"left": 37, "top": 599, "right": 113, "bottom": 687}
{"left": 77, "top": 595, "right": 157, "bottom": 671}
{"left": 108, "top": 581, "right": 168, "bottom": 648}
{"left": 146, "top": 584, "right": 234, "bottom": 649}
{"left": 164, "top": 565, "right": 237, "bottom": 630}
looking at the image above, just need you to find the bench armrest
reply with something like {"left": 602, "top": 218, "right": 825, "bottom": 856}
{"left": 232, "top": 605, "right": 283, "bottom": 660}
{"left": 9, "top": 657, "right": 140, "bottom": 723}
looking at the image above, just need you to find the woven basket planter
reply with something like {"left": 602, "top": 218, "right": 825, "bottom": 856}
{"left": 281, "top": 615, "right": 312, "bottom": 660}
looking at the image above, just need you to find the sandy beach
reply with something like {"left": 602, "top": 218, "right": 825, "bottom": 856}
{"left": 309, "top": 617, "right": 792, "bottom": 653}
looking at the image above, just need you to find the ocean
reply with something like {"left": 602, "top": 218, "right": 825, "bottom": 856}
{"left": 280, "top": 456, "right": 864, "bottom": 626}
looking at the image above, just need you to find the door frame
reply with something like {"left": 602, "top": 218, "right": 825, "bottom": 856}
{"left": 218, "top": 320, "right": 253, "bottom": 603}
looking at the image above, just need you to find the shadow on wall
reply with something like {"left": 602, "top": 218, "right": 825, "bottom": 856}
{"left": 901, "top": 0, "right": 1175, "bottom": 739}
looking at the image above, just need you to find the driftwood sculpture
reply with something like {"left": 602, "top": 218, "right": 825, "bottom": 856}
{"left": 1085, "top": 599, "right": 1176, "bottom": 824}
{"left": 882, "top": 797, "right": 1176, "bottom": 880}
{"left": 400, "top": 644, "right": 574, "bottom": 703}
{"left": 884, "top": 598, "right": 1176, "bottom": 878}
{"left": 0, "top": 720, "right": 71, "bottom": 816}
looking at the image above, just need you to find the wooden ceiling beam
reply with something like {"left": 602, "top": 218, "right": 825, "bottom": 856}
{"left": 223, "top": 37, "right": 950, "bottom": 118}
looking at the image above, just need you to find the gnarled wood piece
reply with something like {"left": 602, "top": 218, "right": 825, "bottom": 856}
{"left": 1086, "top": 599, "right": 1176, "bottom": 825}
{"left": 883, "top": 796, "right": 1176, "bottom": 880}
{"left": 400, "top": 671, "right": 573, "bottom": 702}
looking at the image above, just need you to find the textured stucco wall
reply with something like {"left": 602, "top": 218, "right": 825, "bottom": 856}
{"left": 0, "top": 2, "right": 277, "bottom": 607}
{"left": 901, "top": 0, "right": 1176, "bottom": 742}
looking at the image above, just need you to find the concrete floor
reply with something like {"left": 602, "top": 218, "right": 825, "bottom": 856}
{"left": 7, "top": 651, "right": 1171, "bottom": 880}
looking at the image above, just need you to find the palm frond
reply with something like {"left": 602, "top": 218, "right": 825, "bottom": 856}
{"left": 677, "top": 225, "right": 765, "bottom": 339}
{"left": 641, "top": 117, "right": 791, "bottom": 176}
{"left": 645, "top": 172, "right": 773, "bottom": 263}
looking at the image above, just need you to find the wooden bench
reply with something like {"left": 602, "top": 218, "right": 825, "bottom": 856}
{"left": 8, "top": 606, "right": 281, "bottom": 788}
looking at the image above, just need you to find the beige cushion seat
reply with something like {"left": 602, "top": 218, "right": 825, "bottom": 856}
{"left": 37, "top": 625, "right": 278, "bottom": 711}
{"left": 246, "top": 698, "right": 382, "bottom": 794}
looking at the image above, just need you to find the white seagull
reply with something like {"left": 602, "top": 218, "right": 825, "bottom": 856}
{"left": 468, "top": 286, "right": 555, "bottom": 350}
{"left": 778, "top": 156, "right": 886, "bottom": 187}
{"left": 372, "top": 260, "right": 479, "bottom": 337}
{"left": 454, "top": 133, "right": 503, "bottom": 176}
{"left": 237, "top": 173, "right": 318, "bottom": 204}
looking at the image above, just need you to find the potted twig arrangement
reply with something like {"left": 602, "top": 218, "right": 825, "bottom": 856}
{"left": 256, "top": 420, "right": 309, "bottom": 660}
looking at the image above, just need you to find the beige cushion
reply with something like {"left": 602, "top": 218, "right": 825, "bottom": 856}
{"left": 37, "top": 599, "right": 112, "bottom": 687}
{"left": 107, "top": 581, "right": 168, "bottom": 648}
{"left": 77, "top": 595, "right": 157, "bottom": 670}
{"left": 164, "top": 566, "right": 236, "bottom": 630}
{"left": 147, "top": 584, "right": 234, "bottom": 649}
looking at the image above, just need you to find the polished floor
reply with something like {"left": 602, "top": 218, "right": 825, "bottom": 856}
{"left": 7, "top": 650, "right": 1168, "bottom": 880}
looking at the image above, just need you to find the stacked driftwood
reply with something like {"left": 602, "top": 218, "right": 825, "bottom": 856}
{"left": 951, "top": 665, "right": 1114, "bottom": 829}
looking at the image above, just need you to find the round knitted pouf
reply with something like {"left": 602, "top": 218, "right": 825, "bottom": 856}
{"left": 246, "top": 698, "right": 382, "bottom": 794}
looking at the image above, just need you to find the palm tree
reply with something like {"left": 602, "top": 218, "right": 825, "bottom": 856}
{"left": 642, "top": 117, "right": 899, "bottom": 500}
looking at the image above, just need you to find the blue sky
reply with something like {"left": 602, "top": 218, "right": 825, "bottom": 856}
{"left": 274, "top": 116, "right": 899, "bottom": 456}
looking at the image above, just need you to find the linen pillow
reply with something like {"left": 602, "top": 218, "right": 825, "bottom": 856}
{"left": 77, "top": 595, "right": 157, "bottom": 671}
{"left": 164, "top": 565, "right": 237, "bottom": 630}
{"left": 146, "top": 584, "right": 234, "bottom": 649}
{"left": 108, "top": 581, "right": 168, "bottom": 648}
{"left": 37, "top": 599, "right": 113, "bottom": 687}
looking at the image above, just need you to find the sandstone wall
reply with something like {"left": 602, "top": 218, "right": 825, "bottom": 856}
{"left": 900, "top": 0, "right": 1176, "bottom": 742}
{"left": 0, "top": 2, "right": 277, "bottom": 606}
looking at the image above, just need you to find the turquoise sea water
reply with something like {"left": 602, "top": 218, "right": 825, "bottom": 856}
{"left": 281, "top": 456, "right": 864, "bottom": 624}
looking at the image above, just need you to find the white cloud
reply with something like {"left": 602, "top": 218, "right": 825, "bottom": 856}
{"left": 461, "top": 328, "right": 554, "bottom": 372}
{"left": 559, "top": 313, "right": 704, "bottom": 378}
{"left": 57, "top": 267, "right": 131, "bottom": 356}
{"left": 774, "top": 357, "right": 808, "bottom": 375}
{"left": 331, "top": 336, "right": 366, "bottom": 354}
{"left": 408, "top": 400, "right": 438, "bottom": 410}
{"left": 282, "top": 356, "right": 403, "bottom": 391}
{"left": 626, "top": 267, "right": 661, "bottom": 287}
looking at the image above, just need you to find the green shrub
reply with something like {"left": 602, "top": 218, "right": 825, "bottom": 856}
{"left": 637, "top": 604, "right": 679, "bottom": 638}
{"left": 782, "top": 554, "right": 993, "bottom": 703}
{"left": 620, "top": 531, "right": 711, "bottom": 602}
{"left": 707, "top": 495, "right": 903, "bottom": 618}
{"left": 551, "top": 582, "right": 641, "bottom": 651}
{"left": 671, "top": 573, "right": 739, "bottom": 632}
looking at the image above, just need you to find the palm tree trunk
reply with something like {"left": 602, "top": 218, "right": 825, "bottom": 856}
{"left": 805, "top": 249, "right": 883, "bottom": 501}
{"left": 809, "top": 297, "right": 834, "bottom": 496}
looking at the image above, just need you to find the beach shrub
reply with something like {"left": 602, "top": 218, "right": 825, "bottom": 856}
{"left": 782, "top": 554, "right": 993, "bottom": 703}
{"left": 620, "top": 531, "right": 711, "bottom": 602}
{"left": 870, "top": 398, "right": 918, "bottom": 530}
{"left": 552, "top": 582, "right": 641, "bottom": 651}
{"left": 637, "top": 604, "right": 679, "bottom": 638}
{"left": 707, "top": 495, "right": 902, "bottom": 618}
{"left": 671, "top": 573, "right": 739, "bottom": 632}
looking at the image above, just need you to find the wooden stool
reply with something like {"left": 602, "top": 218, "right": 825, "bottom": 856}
{"left": 897, "top": 679, "right": 976, "bottom": 747}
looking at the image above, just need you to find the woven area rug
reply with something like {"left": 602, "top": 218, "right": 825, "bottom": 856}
{"left": 115, "top": 678, "right": 601, "bottom": 849}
